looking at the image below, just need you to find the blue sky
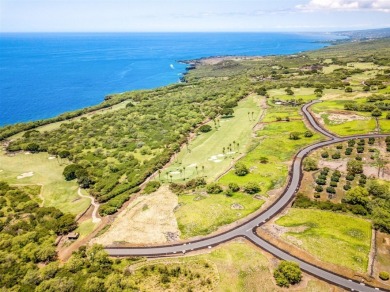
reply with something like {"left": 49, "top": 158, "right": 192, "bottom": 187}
{"left": 0, "top": 0, "right": 389, "bottom": 32}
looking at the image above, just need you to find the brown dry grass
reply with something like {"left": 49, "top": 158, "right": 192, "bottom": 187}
{"left": 374, "top": 232, "right": 390, "bottom": 288}
{"left": 92, "top": 185, "right": 180, "bottom": 246}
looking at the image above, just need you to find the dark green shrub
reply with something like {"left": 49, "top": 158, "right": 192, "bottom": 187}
{"left": 234, "top": 162, "right": 249, "bottom": 176}
{"left": 143, "top": 181, "right": 161, "bottom": 194}
{"left": 331, "top": 176, "right": 340, "bottom": 182}
{"left": 326, "top": 187, "right": 336, "bottom": 194}
{"left": 379, "top": 271, "right": 389, "bottom": 281}
{"left": 63, "top": 164, "right": 83, "bottom": 181}
{"left": 316, "top": 179, "right": 326, "bottom": 185}
{"left": 228, "top": 183, "right": 240, "bottom": 192}
{"left": 321, "top": 152, "right": 329, "bottom": 158}
{"left": 343, "top": 184, "right": 352, "bottom": 191}
{"left": 304, "top": 131, "right": 313, "bottom": 137}
{"left": 244, "top": 182, "right": 261, "bottom": 194}
{"left": 332, "top": 152, "right": 341, "bottom": 159}
{"left": 206, "top": 183, "right": 223, "bottom": 194}
{"left": 199, "top": 125, "right": 212, "bottom": 133}
{"left": 273, "top": 261, "right": 302, "bottom": 287}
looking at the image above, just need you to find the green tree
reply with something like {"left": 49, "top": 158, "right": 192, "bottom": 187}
{"left": 25, "top": 143, "right": 40, "bottom": 153}
{"left": 228, "top": 183, "right": 240, "bottom": 192}
{"left": 372, "top": 108, "right": 382, "bottom": 117}
{"left": 206, "top": 183, "right": 223, "bottom": 194}
{"left": 343, "top": 186, "right": 370, "bottom": 207}
{"left": 285, "top": 88, "right": 294, "bottom": 95}
{"left": 303, "top": 157, "right": 318, "bottom": 171}
{"left": 221, "top": 108, "right": 234, "bottom": 117}
{"left": 273, "top": 261, "right": 302, "bottom": 287}
{"left": 63, "top": 164, "right": 83, "bottom": 181}
{"left": 199, "top": 125, "right": 212, "bottom": 133}
{"left": 347, "top": 160, "right": 363, "bottom": 175}
{"left": 234, "top": 162, "right": 249, "bottom": 176}
{"left": 244, "top": 182, "right": 260, "bottom": 194}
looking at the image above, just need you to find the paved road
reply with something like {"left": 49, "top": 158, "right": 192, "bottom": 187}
{"left": 106, "top": 101, "right": 389, "bottom": 292}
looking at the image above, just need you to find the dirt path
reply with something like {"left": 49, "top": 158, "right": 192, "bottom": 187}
{"left": 77, "top": 188, "right": 101, "bottom": 223}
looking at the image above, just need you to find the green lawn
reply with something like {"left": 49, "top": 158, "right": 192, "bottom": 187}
{"left": 379, "top": 118, "right": 390, "bottom": 133}
{"left": 164, "top": 94, "right": 263, "bottom": 182}
{"left": 0, "top": 151, "right": 89, "bottom": 215}
{"left": 219, "top": 113, "right": 323, "bottom": 192}
{"left": 276, "top": 209, "right": 372, "bottom": 273}
{"left": 174, "top": 102, "right": 324, "bottom": 239}
{"left": 311, "top": 99, "right": 378, "bottom": 136}
{"left": 176, "top": 193, "right": 264, "bottom": 239}
{"left": 75, "top": 219, "right": 98, "bottom": 239}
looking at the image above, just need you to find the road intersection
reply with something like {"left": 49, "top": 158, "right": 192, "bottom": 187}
{"left": 106, "top": 101, "right": 389, "bottom": 292}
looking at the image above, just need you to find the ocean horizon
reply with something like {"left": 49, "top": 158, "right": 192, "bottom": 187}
{"left": 0, "top": 32, "right": 344, "bottom": 126}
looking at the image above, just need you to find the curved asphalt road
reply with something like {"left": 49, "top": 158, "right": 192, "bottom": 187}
{"left": 106, "top": 100, "right": 389, "bottom": 292}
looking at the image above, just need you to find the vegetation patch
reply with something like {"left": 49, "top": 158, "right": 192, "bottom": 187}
{"left": 275, "top": 209, "right": 372, "bottom": 272}
{"left": 176, "top": 193, "right": 263, "bottom": 238}
{"left": 0, "top": 151, "right": 89, "bottom": 215}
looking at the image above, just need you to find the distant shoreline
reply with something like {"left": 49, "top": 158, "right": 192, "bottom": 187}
{"left": 1, "top": 31, "right": 379, "bottom": 127}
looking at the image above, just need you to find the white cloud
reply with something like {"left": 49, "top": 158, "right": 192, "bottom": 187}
{"left": 297, "top": 0, "right": 390, "bottom": 12}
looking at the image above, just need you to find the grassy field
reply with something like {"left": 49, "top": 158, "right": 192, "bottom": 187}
{"left": 311, "top": 97, "right": 379, "bottom": 136}
{"left": 0, "top": 151, "right": 89, "bottom": 215}
{"left": 219, "top": 106, "right": 323, "bottom": 192}
{"left": 122, "top": 241, "right": 332, "bottom": 291}
{"left": 75, "top": 219, "right": 98, "bottom": 239}
{"left": 276, "top": 209, "right": 372, "bottom": 273}
{"left": 164, "top": 94, "right": 263, "bottom": 182}
{"left": 175, "top": 193, "right": 264, "bottom": 238}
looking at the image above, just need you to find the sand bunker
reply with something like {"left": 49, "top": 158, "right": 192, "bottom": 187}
{"left": 208, "top": 154, "right": 225, "bottom": 163}
{"left": 17, "top": 171, "right": 34, "bottom": 179}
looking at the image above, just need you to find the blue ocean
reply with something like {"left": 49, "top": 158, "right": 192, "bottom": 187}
{"left": 0, "top": 33, "right": 341, "bottom": 126}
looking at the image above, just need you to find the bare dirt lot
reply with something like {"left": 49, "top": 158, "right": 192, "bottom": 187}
{"left": 92, "top": 185, "right": 180, "bottom": 246}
